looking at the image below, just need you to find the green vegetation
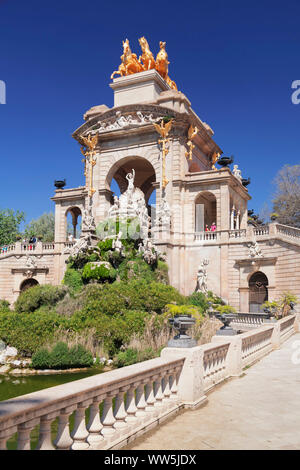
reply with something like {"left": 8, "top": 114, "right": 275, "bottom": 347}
{"left": 216, "top": 305, "right": 237, "bottom": 315}
{"left": 15, "top": 285, "right": 67, "bottom": 314}
{"left": 0, "top": 209, "right": 25, "bottom": 245}
{"left": 32, "top": 342, "right": 93, "bottom": 370}
{"left": 0, "top": 227, "right": 228, "bottom": 369}
{"left": 24, "top": 212, "right": 55, "bottom": 242}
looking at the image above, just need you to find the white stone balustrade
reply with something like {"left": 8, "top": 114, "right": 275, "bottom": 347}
{"left": 0, "top": 357, "right": 184, "bottom": 451}
{"left": 0, "top": 314, "right": 297, "bottom": 450}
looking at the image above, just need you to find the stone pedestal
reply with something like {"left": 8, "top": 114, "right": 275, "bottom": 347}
{"left": 110, "top": 69, "right": 170, "bottom": 107}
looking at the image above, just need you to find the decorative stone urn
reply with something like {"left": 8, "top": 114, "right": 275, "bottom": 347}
{"left": 54, "top": 179, "right": 66, "bottom": 189}
{"left": 217, "top": 155, "right": 234, "bottom": 168}
{"left": 242, "top": 177, "right": 250, "bottom": 187}
{"left": 168, "top": 314, "right": 197, "bottom": 348}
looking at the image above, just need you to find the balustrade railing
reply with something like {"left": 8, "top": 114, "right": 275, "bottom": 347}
{"left": 0, "top": 357, "right": 184, "bottom": 450}
{"left": 194, "top": 231, "right": 219, "bottom": 242}
{"left": 229, "top": 229, "right": 246, "bottom": 239}
{"left": 42, "top": 243, "right": 55, "bottom": 251}
{"left": 253, "top": 226, "right": 269, "bottom": 236}
{"left": 0, "top": 315, "right": 297, "bottom": 450}
{"left": 241, "top": 327, "right": 273, "bottom": 367}
{"left": 0, "top": 244, "right": 16, "bottom": 256}
{"left": 203, "top": 343, "right": 230, "bottom": 391}
{"left": 276, "top": 224, "right": 300, "bottom": 240}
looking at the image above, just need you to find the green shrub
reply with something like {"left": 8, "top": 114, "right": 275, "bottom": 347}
{"left": 0, "top": 299, "right": 10, "bottom": 312}
{"left": 31, "top": 348, "right": 52, "bottom": 369}
{"left": 62, "top": 268, "right": 83, "bottom": 293}
{"left": 82, "top": 262, "right": 117, "bottom": 283}
{"left": 114, "top": 347, "right": 157, "bottom": 368}
{"left": 97, "top": 238, "right": 113, "bottom": 252}
{"left": 188, "top": 292, "right": 209, "bottom": 312}
{"left": 31, "top": 341, "right": 93, "bottom": 370}
{"left": 0, "top": 311, "right": 69, "bottom": 355}
{"left": 15, "top": 285, "right": 67, "bottom": 313}
{"left": 216, "top": 305, "right": 237, "bottom": 314}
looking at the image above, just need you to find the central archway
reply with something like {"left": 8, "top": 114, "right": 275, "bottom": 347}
{"left": 249, "top": 271, "right": 268, "bottom": 313}
{"left": 106, "top": 156, "right": 156, "bottom": 205}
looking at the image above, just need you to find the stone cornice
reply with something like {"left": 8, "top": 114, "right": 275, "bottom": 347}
{"left": 51, "top": 187, "right": 87, "bottom": 202}
{"left": 235, "top": 257, "right": 278, "bottom": 266}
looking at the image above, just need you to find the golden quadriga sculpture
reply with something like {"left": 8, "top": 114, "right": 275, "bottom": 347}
{"left": 111, "top": 37, "right": 177, "bottom": 91}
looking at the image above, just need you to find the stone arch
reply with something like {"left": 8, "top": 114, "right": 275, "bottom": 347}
{"left": 20, "top": 278, "right": 39, "bottom": 292}
{"left": 65, "top": 206, "right": 82, "bottom": 240}
{"left": 105, "top": 155, "right": 157, "bottom": 205}
{"left": 248, "top": 271, "right": 268, "bottom": 313}
{"left": 194, "top": 191, "right": 217, "bottom": 232}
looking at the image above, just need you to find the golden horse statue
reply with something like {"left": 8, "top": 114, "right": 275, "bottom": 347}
{"left": 111, "top": 39, "right": 143, "bottom": 79}
{"left": 138, "top": 36, "right": 156, "bottom": 71}
{"left": 155, "top": 41, "right": 177, "bottom": 91}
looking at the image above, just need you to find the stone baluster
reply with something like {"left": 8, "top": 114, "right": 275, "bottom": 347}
{"left": 36, "top": 412, "right": 57, "bottom": 450}
{"left": 125, "top": 383, "right": 138, "bottom": 424}
{"left": 54, "top": 406, "right": 75, "bottom": 450}
{"left": 101, "top": 393, "right": 117, "bottom": 438}
{"left": 114, "top": 388, "right": 128, "bottom": 431}
{"left": 153, "top": 374, "right": 164, "bottom": 409}
{"left": 145, "top": 377, "right": 157, "bottom": 413}
{"left": 17, "top": 418, "right": 39, "bottom": 450}
{"left": 169, "top": 368, "right": 180, "bottom": 401}
{"left": 87, "top": 395, "right": 104, "bottom": 447}
{"left": 71, "top": 400, "right": 91, "bottom": 450}
{"left": 135, "top": 381, "right": 147, "bottom": 417}
{"left": 0, "top": 427, "right": 16, "bottom": 450}
{"left": 162, "top": 371, "right": 172, "bottom": 405}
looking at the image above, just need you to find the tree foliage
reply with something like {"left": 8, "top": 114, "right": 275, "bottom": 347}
{"left": 24, "top": 212, "right": 55, "bottom": 242}
{"left": 0, "top": 209, "right": 25, "bottom": 245}
{"left": 272, "top": 164, "right": 300, "bottom": 227}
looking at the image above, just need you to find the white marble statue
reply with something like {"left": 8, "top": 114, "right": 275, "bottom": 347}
{"left": 249, "top": 241, "right": 263, "bottom": 258}
{"left": 25, "top": 255, "right": 37, "bottom": 269}
{"left": 112, "top": 231, "right": 125, "bottom": 256}
{"left": 196, "top": 259, "right": 209, "bottom": 294}
{"left": 67, "top": 233, "right": 91, "bottom": 257}
{"left": 107, "top": 169, "right": 150, "bottom": 238}
{"left": 156, "top": 198, "right": 171, "bottom": 227}
{"left": 82, "top": 206, "right": 96, "bottom": 232}
{"left": 232, "top": 165, "right": 242, "bottom": 182}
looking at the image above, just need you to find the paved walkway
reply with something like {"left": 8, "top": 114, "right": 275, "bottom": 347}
{"left": 126, "top": 334, "right": 300, "bottom": 450}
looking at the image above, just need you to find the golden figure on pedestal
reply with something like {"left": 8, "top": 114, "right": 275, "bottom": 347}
{"left": 77, "top": 134, "right": 99, "bottom": 198}
{"left": 153, "top": 119, "right": 173, "bottom": 189}
{"left": 111, "top": 37, "right": 177, "bottom": 91}
{"left": 111, "top": 39, "right": 144, "bottom": 79}
{"left": 138, "top": 36, "right": 156, "bottom": 70}
{"left": 211, "top": 151, "right": 221, "bottom": 170}
{"left": 185, "top": 125, "right": 198, "bottom": 161}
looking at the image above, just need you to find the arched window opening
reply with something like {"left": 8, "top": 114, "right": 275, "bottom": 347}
{"left": 66, "top": 207, "right": 82, "bottom": 241}
{"left": 195, "top": 192, "right": 217, "bottom": 232}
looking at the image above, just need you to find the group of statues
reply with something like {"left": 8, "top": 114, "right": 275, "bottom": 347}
{"left": 111, "top": 37, "right": 177, "bottom": 91}
{"left": 108, "top": 169, "right": 150, "bottom": 237}
{"left": 90, "top": 111, "right": 165, "bottom": 135}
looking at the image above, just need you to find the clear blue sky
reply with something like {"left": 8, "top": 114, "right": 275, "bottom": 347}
{"left": 0, "top": 0, "right": 299, "bottom": 225}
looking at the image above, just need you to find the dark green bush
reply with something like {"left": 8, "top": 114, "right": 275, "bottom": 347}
{"left": 187, "top": 292, "right": 209, "bottom": 312}
{"left": 31, "top": 348, "right": 52, "bottom": 369}
{"left": 31, "top": 342, "right": 93, "bottom": 370}
{"left": 0, "top": 311, "right": 69, "bottom": 355}
{"left": 15, "top": 285, "right": 67, "bottom": 313}
{"left": 62, "top": 268, "right": 83, "bottom": 293}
